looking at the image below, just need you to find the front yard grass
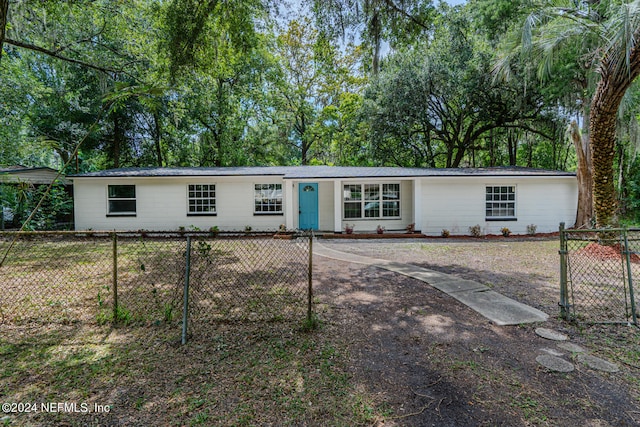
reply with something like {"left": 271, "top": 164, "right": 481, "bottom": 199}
{"left": 0, "top": 322, "right": 379, "bottom": 426}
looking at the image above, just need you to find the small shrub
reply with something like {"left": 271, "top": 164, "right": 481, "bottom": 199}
{"left": 441, "top": 229, "right": 450, "bottom": 238}
{"left": 98, "top": 305, "right": 133, "bottom": 325}
{"left": 209, "top": 225, "right": 219, "bottom": 237}
{"left": 376, "top": 225, "right": 385, "bottom": 234}
{"left": 469, "top": 224, "right": 483, "bottom": 238}
{"left": 279, "top": 223, "right": 287, "bottom": 232}
{"left": 300, "top": 313, "right": 322, "bottom": 332}
{"left": 244, "top": 225, "right": 252, "bottom": 233}
{"left": 163, "top": 303, "right": 174, "bottom": 323}
{"left": 527, "top": 224, "right": 537, "bottom": 235}
{"left": 344, "top": 223, "right": 355, "bottom": 234}
{"left": 114, "top": 306, "right": 133, "bottom": 325}
{"left": 501, "top": 227, "right": 511, "bottom": 237}
{"left": 406, "top": 223, "right": 416, "bottom": 233}
{"left": 196, "top": 240, "right": 212, "bottom": 256}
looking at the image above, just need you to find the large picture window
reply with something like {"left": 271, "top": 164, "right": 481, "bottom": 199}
{"left": 343, "top": 183, "right": 400, "bottom": 219}
{"left": 188, "top": 184, "right": 216, "bottom": 215}
{"left": 107, "top": 185, "right": 136, "bottom": 215}
{"left": 486, "top": 186, "right": 516, "bottom": 219}
{"left": 254, "top": 184, "right": 283, "bottom": 214}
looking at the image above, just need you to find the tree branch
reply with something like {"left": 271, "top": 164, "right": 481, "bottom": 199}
{"left": 4, "top": 37, "right": 123, "bottom": 75}
{"left": 0, "top": 0, "right": 8, "bottom": 63}
{"left": 382, "top": 0, "right": 430, "bottom": 31}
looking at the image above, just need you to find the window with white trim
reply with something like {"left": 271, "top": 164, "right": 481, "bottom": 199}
{"left": 254, "top": 183, "right": 283, "bottom": 214}
{"left": 485, "top": 185, "right": 516, "bottom": 219}
{"left": 188, "top": 184, "right": 216, "bottom": 215}
{"left": 107, "top": 185, "right": 136, "bottom": 215}
{"left": 343, "top": 183, "right": 400, "bottom": 219}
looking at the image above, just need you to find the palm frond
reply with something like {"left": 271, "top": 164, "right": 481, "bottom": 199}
{"left": 604, "top": 0, "right": 640, "bottom": 78}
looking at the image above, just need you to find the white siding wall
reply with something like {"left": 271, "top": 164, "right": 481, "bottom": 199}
{"left": 73, "top": 176, "right": 287, "bottom": 231}
{"left": 420, "top": 176, "right": 577, "bottom": 235}
{"left": 73, "top": 174, "right": 577, "bottom": 234}
{"left": 317, "top": 181, "right": 335, "bottom": 231}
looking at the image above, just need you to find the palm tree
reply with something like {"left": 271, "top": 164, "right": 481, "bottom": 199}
{"left": 588, "top": 1, "right": 640, "bottom": 227}
{"left": 498, "top": 0, "right": 640, "bottom": 228}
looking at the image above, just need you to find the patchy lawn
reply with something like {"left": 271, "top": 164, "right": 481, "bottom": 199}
{"left": 1, "top": 238, "right": 639, "bottom": 426}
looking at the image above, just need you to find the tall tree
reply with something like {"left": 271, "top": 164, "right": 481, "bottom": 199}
{"left": 309, "top": 0, "right": 435, "bottom": 74}
{"left": 365, "top": 7, "right": 552, "bottom": 168}
{"left": 267, "top": 18, "right": 364, "bottom": 165}
{"left": 499, "top": 0, "right": 640, "bottom": 228}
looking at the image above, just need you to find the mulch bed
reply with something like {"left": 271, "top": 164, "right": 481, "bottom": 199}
{"left": 575, "top": 242, "right": 640, "bottom": 263}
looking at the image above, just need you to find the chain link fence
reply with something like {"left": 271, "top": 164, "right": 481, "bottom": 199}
{"left": 0, "top": 231, "right": 312, "bottom": 341}
{"left": 560, "top": 224, "right": 638, "bottom": 325}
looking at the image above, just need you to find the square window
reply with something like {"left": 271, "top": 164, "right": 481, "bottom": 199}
{"left": 107, "top": 185, "right": 136, "bottom": 215}
{"left": 254, "top": 184, "right": 283, "bottom": 214}
{"left": 188, "top": 184, "right": 216, "bottom": 215}
{"left": 485, "top": 186, "right": 515, "bottom": 219}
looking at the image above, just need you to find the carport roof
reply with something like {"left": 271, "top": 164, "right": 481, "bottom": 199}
{"left": 70, "top": 166, "right": 575, "bottom": 179}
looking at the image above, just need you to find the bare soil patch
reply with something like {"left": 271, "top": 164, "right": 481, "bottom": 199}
{"left": 315, "top": 239, "right": 640, "bottom": 426}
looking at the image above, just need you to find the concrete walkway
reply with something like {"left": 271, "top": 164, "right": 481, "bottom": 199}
{"left": 313, "top": 242, "right": 548, "bottom": 326}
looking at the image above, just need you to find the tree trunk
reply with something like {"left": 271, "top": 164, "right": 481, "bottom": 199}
{"left": 0, "top": 0, "right": 8, "bottom": 62}
{"left": 589, "top": 43, "right": 640, "bottom": 228}
{"left": 589, "top": 98, "right": 618, "bottom": 228}
{"left": 113, "top": 115, "right": 122, "bottom": 168}
{"left": 569, "top": 120, "right": 593, "bottom": 228}
{"left": 507, "top": 129, "right": 517, "bottom": 166}
{"left": 153, "top": 112, "right": 164, "bottom": 167}
{"left": 370, "top": 10, "right": 381, "bottom": 75}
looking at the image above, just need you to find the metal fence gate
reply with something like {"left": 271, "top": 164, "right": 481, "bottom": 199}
{"left": 560, "top": 223, "right": 638, "bottom": 325}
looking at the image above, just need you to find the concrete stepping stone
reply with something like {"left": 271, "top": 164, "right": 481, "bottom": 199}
{"left": 541, "top": 347, "right": 564, "bottom": 357}
{"left": 536, "top": 354, "right": 574, "bottom": 372}
{"left": 535, "top": 328, "right": 568, "bottom": 341}
{"left": 576, "top": 354, "right": 620, "bottom": 373}
{"left": 557, "top": 342, "right": 586, "bottom": 353}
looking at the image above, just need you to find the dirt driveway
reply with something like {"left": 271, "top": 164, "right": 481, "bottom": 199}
{"left": 313, "top": 239, "right": 640, "bottom": 426}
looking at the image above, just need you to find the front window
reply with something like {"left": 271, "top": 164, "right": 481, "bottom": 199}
{"left": 486, "top": 186, "right": 516, "bottom": 219}
{"left": 343, "top": 184, "right": 362, "bottom": 219}
{"left": 188, "top": 184, "right": 216, "bottom": 215}
{"left": 343, "top": 183, "right": 400, "bottom": 219}
{"left": 107, "top": 185, "right": 136, "bottom": 215}
{"left": 254, "top": 184, "right": 283, "bottom": 214}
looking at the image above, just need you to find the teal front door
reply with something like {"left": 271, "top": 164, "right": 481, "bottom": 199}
{"left": 299, "top": 183, "right": 319, "bottom": 230}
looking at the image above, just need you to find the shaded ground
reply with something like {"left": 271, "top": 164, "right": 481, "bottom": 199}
{"left": 314, "top": 239, "right": 640, "bottom": 426}
{"left": 0, "top": 238, "right": 638, "bottom": 426}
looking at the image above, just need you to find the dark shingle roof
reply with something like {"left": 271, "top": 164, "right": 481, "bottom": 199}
{"left": 70, "top": 166, "right": 575, "bottom": 179}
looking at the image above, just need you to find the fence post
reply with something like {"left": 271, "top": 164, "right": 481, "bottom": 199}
{"left": 112, "top": 232, "right": 118, "bottom": 324}
{"left": 307, "top": 232, "right": 313, "bottom": 323}
{"left": 181, "top": 236, "right": 192, "bottom": 345}
{"left": 622, "top": 229, "right": 638, "bottom": 325}
{"left": 559, "top": 222, "right": 570, "bottom": 320}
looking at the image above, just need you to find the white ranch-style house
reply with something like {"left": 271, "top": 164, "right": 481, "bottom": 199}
{"left": 70, "top": 166, "right": 578, "bottom": 235}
